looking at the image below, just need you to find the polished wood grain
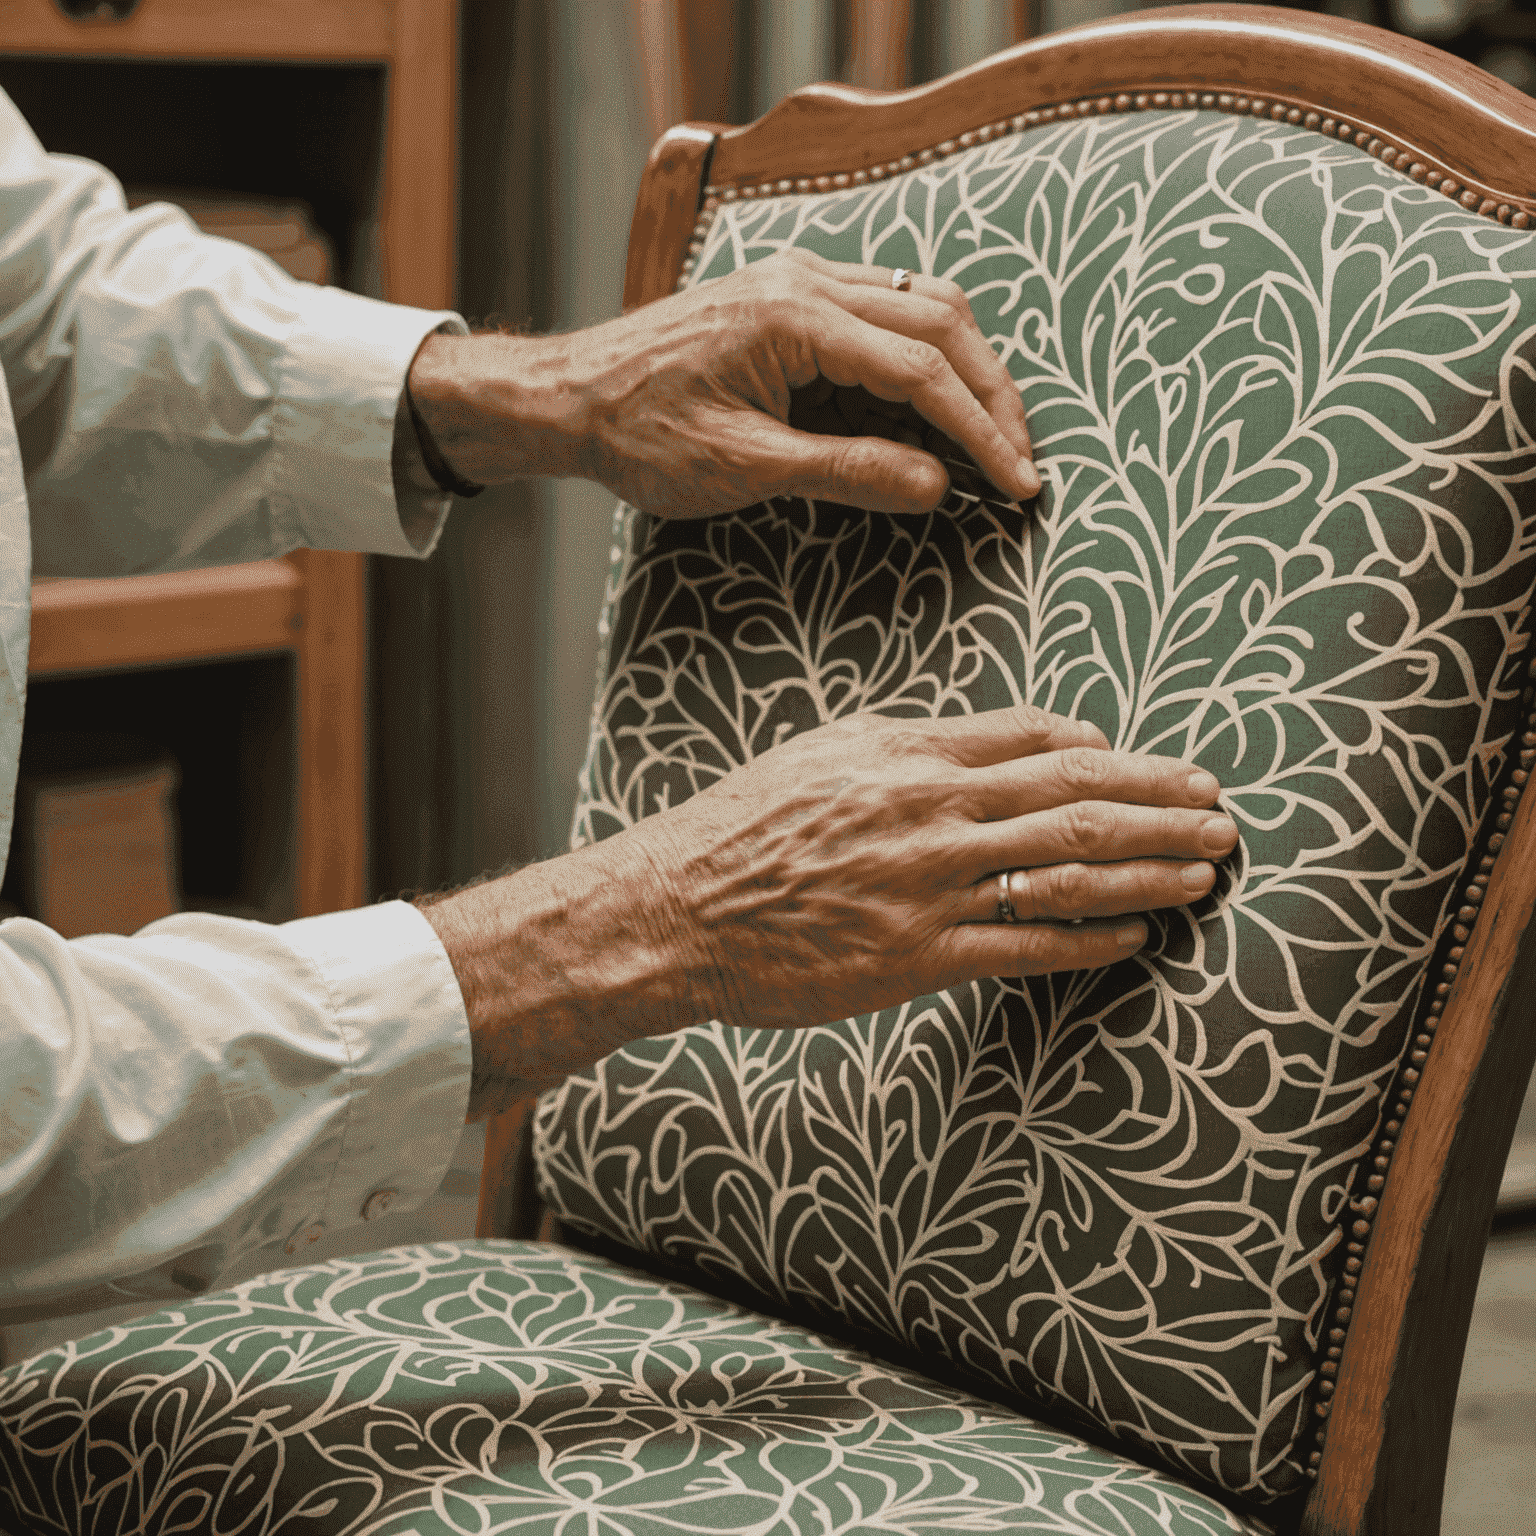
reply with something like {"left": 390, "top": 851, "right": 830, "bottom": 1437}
{"left": 1307, "top": 776, "right": 1536, "bottom": 1536}
{"left": 288, "top": 550, "right": 368, "bottom": 920}
{"left": 623, "top": 4, "right": 1536, "bottom": 318}
{"left": 707, "top": 5, "right": 1536, "bottom": 214}
{"left": 382, "top": 0, "right": 458, "bottom": 313}
{"left": 0, "top": 0, "right": 395, "bottom": 60}
{"left": 622, "top": 122, "right": 716, "bottom": 313}
{"left": 613, "top": 10, "right": 1536, "bottom": 1531}
{"left": 29, "top": 562, "right": 302, "bottom": 676}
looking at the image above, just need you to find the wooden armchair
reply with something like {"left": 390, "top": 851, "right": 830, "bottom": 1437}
{"left": 520, "top": 8, "right": 1536, "bottom": 1534}
{"left": 4, "top": 9, "right": 1534, "bottom": 1535}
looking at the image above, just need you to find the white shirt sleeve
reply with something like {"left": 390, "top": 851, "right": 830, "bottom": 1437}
{"left": 0, "top": 902, "right": 472, "bottom": 1324}
{"left": 0, "top": 88, "right": 479, "bottom": 1323}
{"left": 0, "top": 86, "right": 464, "bottom": 576}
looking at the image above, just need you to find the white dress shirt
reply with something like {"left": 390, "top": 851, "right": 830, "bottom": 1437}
{"left": 0, "top": 89, "right": 474, "bottom": 1322}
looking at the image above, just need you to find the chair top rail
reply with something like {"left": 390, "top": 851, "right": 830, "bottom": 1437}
{"left": 618, "top": 10, "right": 1536, "bottom": 1532}
{"left": 625, "top": 4, "right": 1536, "bottom": 312}
{"left": 709, "top": 5, "right": 1536, "bottom": 214}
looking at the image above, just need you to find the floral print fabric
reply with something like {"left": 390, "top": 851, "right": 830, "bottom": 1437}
{"left": 0, "top": 1241, "right": 1272, "bottom": 1535}
{"left": 537, "top": 109, "right": 1536, "bottom": 1501}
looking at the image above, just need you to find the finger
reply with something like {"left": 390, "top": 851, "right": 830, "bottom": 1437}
{"left": 749, "top": 413, "right": 951, "bottom": 516}
{"left": 955, "top": 858, "right": 1216, "bottom": 925}
{"left": 832, "top": 285, "right": 1035, "bottom": 485}
{"left": 969, "top": 744, "right": 1224, "bottom": 819}
{"left": 774, "top": 251, "right": 1034, "bottom": 472}
{"left": 960, "top": 800, "right": 1238, "bottom": 883}
{"left": 896, "top": 703, "right": 1108, "bottom": 768}
{"left": 934, "top": 915, "right": 1149, "bottom": 980}
{"left": 804, "top": 306, "right": 1036, "bottom": 501}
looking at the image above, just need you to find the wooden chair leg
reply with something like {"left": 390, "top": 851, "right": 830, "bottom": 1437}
{"left": 476, "top": 1092, "right": 542, "bottom": 1240}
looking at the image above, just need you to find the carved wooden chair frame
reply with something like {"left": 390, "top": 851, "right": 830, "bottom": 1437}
{"left": 479, "top": 9, "right": 1536, "bottom": 1532}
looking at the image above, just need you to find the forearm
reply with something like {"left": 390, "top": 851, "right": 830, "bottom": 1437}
{"left": 417, "top": 835, "right": 714, "bottom": 1122}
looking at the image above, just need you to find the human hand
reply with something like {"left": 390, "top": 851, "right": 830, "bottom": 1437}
{"left": 422, "top": 705, "right": 1237, "bottom": 1118}
{"left": 623, "top": 704, "right": 1235, "bottom": 1030}
{"left": 406, "top": 249, "right": 1038, "bottom": 519}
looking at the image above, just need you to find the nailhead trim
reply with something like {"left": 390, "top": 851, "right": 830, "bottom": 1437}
{"left": 679, "top": 90, "right": 1534, "bottom": 291}
{"left": 1301, "top": 640, "right": 1536, "bottom": 1479}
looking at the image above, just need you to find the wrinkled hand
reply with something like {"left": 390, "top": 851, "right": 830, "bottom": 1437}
{"left": 624, "top": 705, "right": 1235, "bottom": 1030}
{"left": 422, "top": 705, "right": 1238, "bottom": 1118}
{"left": 406, "top": 249, "right": 1039, "bottom": 519}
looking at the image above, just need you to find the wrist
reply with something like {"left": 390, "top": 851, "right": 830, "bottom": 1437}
{"left": 419, "top": 830, "right": 716, "bottom": 1121}
{"left": 405, "top": 331, "right": 593, "bottom": 488}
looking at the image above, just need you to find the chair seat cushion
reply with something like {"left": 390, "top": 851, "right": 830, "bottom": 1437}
{"left": 0, "top": 1240, "right": 1275, "bottom": 1536}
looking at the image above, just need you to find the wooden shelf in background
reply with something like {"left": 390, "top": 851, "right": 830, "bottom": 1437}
{"left": 4, "top": 0, "right": 458, "bottom": 920}
{"left": 0, "top": 0, "right": 395, "bottom": 61}
{"left": 30, "top": 562, "right": 302, "bottom": 677}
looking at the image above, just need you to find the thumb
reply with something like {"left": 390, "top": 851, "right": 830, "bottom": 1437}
{"left": 760, "top": 419, "right": 950, "bottom": 516}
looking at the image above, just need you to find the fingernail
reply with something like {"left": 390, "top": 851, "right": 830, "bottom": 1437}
{"left": 1187, "top": 768, "right": 1220, "bottom": 802}
{"left": 1202, "top": 815, "right": 1237, "bottom": 852}
{"left": 1180, "top": 861, "right": 1214, "bottom": 892}
{"left": 1016, "top": 457, "right": 1041, "bottom": 497}
{"left": 1115, "top": 920, "right": 1146, "bottom": 949}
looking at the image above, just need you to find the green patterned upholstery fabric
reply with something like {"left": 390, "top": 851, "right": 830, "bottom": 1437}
{"left": 534, "top": 109, "right": 1536, "bottom": 1504}
{"left": 0, "top": 1241, "right": 1272, "bottom": 1536}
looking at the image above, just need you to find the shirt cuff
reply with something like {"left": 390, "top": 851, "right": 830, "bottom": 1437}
{"left": 274, "top": 287, "right": 469, "bottom": 560}
{"left": 276, "top": 900, "right": 472, "bottom": 1251}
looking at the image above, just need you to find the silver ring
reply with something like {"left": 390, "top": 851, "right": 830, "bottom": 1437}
{"left": 995, "top": 869, "right": 1017, "bottom": 924}
{"left": 891, "top": 267, "right": 913, "bottom": 292}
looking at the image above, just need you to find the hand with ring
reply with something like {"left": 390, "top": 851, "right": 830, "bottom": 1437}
{"left": 404, "top": 248, "right": 1038, "bottom": 520}
{"left": 423, "top": 704, "right": 1238, "bottom": 1117}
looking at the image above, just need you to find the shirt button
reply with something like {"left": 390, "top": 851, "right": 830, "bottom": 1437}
{"left": 360, "top": 1189, "right": 398, "bottom": 1223}
{"left": 284, "top": 1220, "right": 326, "bottom": 1255}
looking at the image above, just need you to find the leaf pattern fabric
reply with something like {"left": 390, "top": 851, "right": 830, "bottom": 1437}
{"left": 0, "top": 1241, "right": 1274, "bottom": 1536}
{"left": 536, "top": 109, "right": 1536, "bottom": 1503}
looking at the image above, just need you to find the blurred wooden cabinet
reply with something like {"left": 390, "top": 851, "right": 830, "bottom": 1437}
{"left": 0, "top": 0, "right": 458, "bottom": 920}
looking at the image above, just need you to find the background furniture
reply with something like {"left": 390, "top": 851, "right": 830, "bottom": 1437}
{"left": 0, "top": 0, "right": 459, "bottom": 922}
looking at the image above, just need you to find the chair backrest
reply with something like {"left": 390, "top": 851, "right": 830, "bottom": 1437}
{"left": 525, "top": 9, "right": 1536, "bottom": 1532}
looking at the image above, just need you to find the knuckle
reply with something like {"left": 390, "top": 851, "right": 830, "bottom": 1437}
{"left": 1061, "top": 745, "right": 1112, "bottom": 793}
{"left": 758, "top": 262, "right": 808, "bottom": 305}
{"left": 765, "top": 249, "right": 814, "bottom": 281}
{"left": 869, "top": 715, "right": 932, "bottom": 758}
{"left": 1041, "top": 861, "right": 1094, "bottom": 914}
{"left": 935, "top": 277, "right": 968, "bottom": 311}
{"left": 898, "top": 337, "right": 948, "bottom": 384}
{"left": 827, "top": 433, "right": 873, "bottom": 483}
{"left": 1010, "top": 703, "right": 1057, "bottom": 747}
{"left": 1064, "top": 800, "right": 1113, "bottom": 853}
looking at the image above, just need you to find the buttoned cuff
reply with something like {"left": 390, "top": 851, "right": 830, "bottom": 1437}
{"left": 277, "top": 900, "right": 472, "bottom": 1248}
{"left": 274, "top": 287, "right": 469, "bottom": 560}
